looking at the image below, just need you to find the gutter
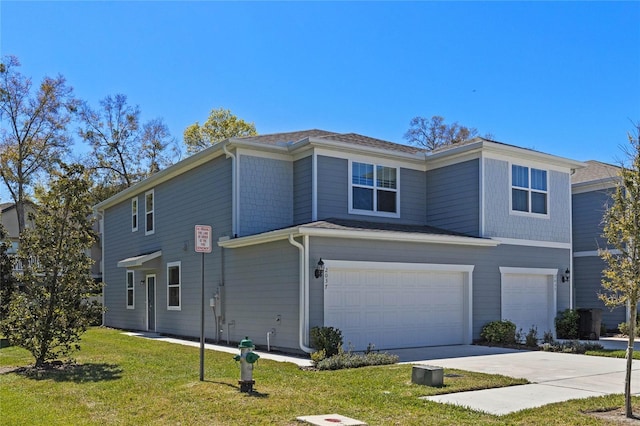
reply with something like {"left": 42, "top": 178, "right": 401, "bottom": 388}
{"left": 288, "top": 234, "right": 314, "bottom": 354}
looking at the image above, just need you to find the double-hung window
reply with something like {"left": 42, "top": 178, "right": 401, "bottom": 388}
{"left": 131, "top": 198, "right": 138, "bottom": 232}
{"left": 350, "top": 161, "right": 399, "bottom": 217}
{"left": 167, "top": 261, "right": 181, "bottom": 310}
{"left": 126, "top": 270, "right": 135, "bottom": 309}
{"left": 511, "top": 165, "right": 548, "bottom": 215}
{"left": 145, "top": 189, "right": 155, "bottom": 235}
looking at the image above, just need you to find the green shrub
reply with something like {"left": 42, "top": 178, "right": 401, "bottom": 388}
{"left": 314, "top": 348, "right": 399, "bottom": 370}
{"left": 542, "top": 330, "right": 554, "bottom": 344}
{"left": 618, "top": 320, "right": 640, "bottom": 337}
{"left": 480, "top": 320, "right": 516, "bottom": 344}
{"left": 541, "top": 340, "right": 603, "bottom": 354}
{"left": 525, "top": 326, "right": 538, "bottom": 347}
{"left": 555, "top": 309, "right": 579, "bottom": 339}
{"left": 310, "top": 326, "right": 343, "bottom": 357}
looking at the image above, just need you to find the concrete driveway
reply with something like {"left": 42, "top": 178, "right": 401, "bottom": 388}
{"left": 396, "top": 339, "right": 640, "bottom": 415}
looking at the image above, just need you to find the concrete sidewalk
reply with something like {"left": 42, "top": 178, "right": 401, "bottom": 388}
{"left": 123, "top": 331, "right": 314, "bottom": 367}
{"left": 421, "top": 347, "right": 640, "bottom": 415}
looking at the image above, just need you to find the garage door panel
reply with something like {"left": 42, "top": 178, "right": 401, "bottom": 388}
{"left": 324, "top": 266, "right": 468, "bottom": 350}
{"left": 502, "top": 273, "right": 555, "bottom": 335}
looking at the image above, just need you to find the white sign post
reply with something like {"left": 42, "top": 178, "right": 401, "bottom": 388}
{"left": 195, "top": 225, "right": 212, "bottom": 381}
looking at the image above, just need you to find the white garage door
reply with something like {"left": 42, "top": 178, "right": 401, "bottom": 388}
{"left": 323, "top": 261, "right": 473, "bottom": 351}
{"left": 500, "top": 267, "right": 557, "bottom": 336}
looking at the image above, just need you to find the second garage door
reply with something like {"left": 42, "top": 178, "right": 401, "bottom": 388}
{"left": 323, "top": 261, "right": 473, "bottom": 351}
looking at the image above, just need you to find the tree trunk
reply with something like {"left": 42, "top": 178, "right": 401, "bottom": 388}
{"left": 626, "top": 302, "right": 636, "bottom": 418}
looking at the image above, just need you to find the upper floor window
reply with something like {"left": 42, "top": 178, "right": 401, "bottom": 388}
{"left": 131, "top": 198, "right": 138, "bottom": 232}
{"left": 512, "top": 165, "right": 548, "bottom": 215}
{"left": 126, "top": 270, "right": 135, "bottom": 309}
{"left": 145, "top": 189, "right": 155, "bottom": 235}
{"left": 350, "top": 161, "right": 399, "bottom": 217}
{"left": 167, "top": 261, "right": 181, "bottom": 310}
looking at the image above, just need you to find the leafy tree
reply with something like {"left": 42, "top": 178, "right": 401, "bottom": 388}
{"left": 77, "top": 94, "right": 178, "bottom": 201}
{"left": 0, "top": 55, "right": 77, "bottom": 233}
{"left": 0, "top": 164, "right": 102, "bottom": 367}
{"left": 404, "top": 115, "right": 489, "bottom": 151}
{"left": 0, "top": 221, "right": 16, "bottom": 322}
{"left": 183, "top": 107, "right": 257, "bottom": 155}
{"left": 599, "top": 122, "right": 640, "bottom": 418}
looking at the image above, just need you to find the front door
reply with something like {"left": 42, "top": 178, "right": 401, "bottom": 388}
{"left": 146, "top": 274, "right": 156, "bottom": 331}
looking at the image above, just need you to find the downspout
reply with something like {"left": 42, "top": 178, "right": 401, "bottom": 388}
{"left": 223, "top": 143, "right": 237, "bottom": 237}
{"left": 93, "top": 209, "right": 105, "bottom": 327}
{"left": 288, "top": 234, "right": 314, "bottom": 353}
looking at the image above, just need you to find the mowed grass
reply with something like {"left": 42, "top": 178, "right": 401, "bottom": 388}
{"left": 0, "top": 327, "right": 637, "bottom": 425}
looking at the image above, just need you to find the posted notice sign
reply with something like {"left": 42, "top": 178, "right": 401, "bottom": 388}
{"left": 195, "top": 225, "right": 212, "bottom": 253}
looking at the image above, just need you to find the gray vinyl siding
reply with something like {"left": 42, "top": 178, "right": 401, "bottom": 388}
{"left": 293, "top": 156, "right": 313, "bottom": 224}
{"left": 308, "top": 237, "right": 570, "bottom": 340}
{"left": 572, "top": 190, "right": 613, "bottom": 252}
{"left": 103, "top": 156, "right": 233, "bottom": 338}
{"left": 574, "top": 256, "right": 625, "bottom": 330}
{"left": 426, "top": 160, "right": 480, "bottom": 236}
{"left": 316, "top": 155, "right": 426, "bottom": 224}
{"left": 238, "top": 155, "right": 293, "bottom": 236}
{"left": 221, "top": 239, "right": 300, "bottom": 351}
{"left": 483, "top": 158, "right": 572, "bottom": 243}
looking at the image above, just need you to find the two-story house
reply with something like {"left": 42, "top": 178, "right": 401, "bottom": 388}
{"left": 572, "top": 160, "right": 625, "bottom": 331}
{"left": 95, "top": 130, "right": 583, "bottom": 353}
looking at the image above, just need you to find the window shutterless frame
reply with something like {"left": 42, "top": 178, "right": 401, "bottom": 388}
{"left": 167, "top": 261, "right": 181, "bottom": 310}
{"left": 145, "top": 189, "right": 155, "bottom": 235}
{"left": 349, "top": 160, "right": 400, "bottom": 218}
{"left": 510, "top": 164, "right": 549, "bottom": 216}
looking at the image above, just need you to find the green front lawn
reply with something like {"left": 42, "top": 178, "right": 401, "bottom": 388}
{"left": 0, "top": 327, "right": 636, "bottom": 425}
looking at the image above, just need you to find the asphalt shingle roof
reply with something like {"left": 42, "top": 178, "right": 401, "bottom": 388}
{"left": 301, "top": 217, "right": 480, "bottom": 238}
{"left": 572, "top": 160, "right": 620, "bottom": 184}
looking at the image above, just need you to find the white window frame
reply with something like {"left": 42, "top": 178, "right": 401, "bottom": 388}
{"left": 145, "top": 189, "right": 155, "bottom": 235}
{"left": 348, "top": 160, "right": 400, "bottom": 218}
{"left": 126, "top": 270, "right": 135, "bottom": 309}
{"left": 510, "top": 164, "right": 549, "bottom": 217}
{"left": 131, "top": 197, "right": 138, "bottom": 232}
{"left": 167, "top": 261, "right": 181, "bottom": 310}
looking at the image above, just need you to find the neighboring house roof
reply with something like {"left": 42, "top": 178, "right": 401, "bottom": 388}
{"left": 572, "top": 160, "right": 620, "bottom": 185}
{"left": 1, "top": 202, "right": 16, "bottom": 212}
{"left": 219, "top": 218, "right": 499, "bottom": 249}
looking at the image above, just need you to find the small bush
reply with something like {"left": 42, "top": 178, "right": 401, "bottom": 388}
{"left": 314, "top": 348, "right": 399, "bottom": 370}
{"left": 310, "top": 349, "right": 326, "bottom": 364}
{"left": 525, "top": 326, "right": 538, "bottom": 347}
{"left": 542, "top": 330, "right": 554, "bottom": 344}
{"left": 555, "top": 309, "right": 579, "bottom": 339}
{"left": 480, "top": 320, "right": 516, "bottom": 344}
{"left": 618, "top": 319, "right": 640, "bottom": 337}
{"left": 310, "top": 326, "right": 343, "bottom": 357}
{"left": 541, "top": 340, "right": 603, "bottom": 354}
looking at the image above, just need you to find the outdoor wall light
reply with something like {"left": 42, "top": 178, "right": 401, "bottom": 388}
{"left": 314, "top": 258, "right": 324, "bottom": 279}
{"left": 561, "top": 268, "right": 571, "bottom": 283}
{"left": 140, "top": 279, "right": 145, "bottom": 286}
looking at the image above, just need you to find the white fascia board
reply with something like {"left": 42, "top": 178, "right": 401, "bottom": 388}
{"left": 493, "top": 237, "right": 571, "bottom": 249}
{"left": 303, "top": 138, "right": 427, "bottom": 170}
{"left": 300, "top": 227, "right": 499, "bottom": 246}
{"left": 117, "top": 250, "right": 162, "bottom": 268}
{"left": 311, "top": 147, "right": 426, "bottom": 171}
{"left": 427, "top": 140, "right": 585, "bottom": 173}
{"left": 572, "top": 178, "right": 618, "bottom": 194}
{"left": 218, "top": 226, "right": 500, "bottom": 249}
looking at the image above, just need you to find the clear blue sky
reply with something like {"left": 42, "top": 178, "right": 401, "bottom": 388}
{"left": 1, "top": 1, "right": 639, "bottom": 184}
